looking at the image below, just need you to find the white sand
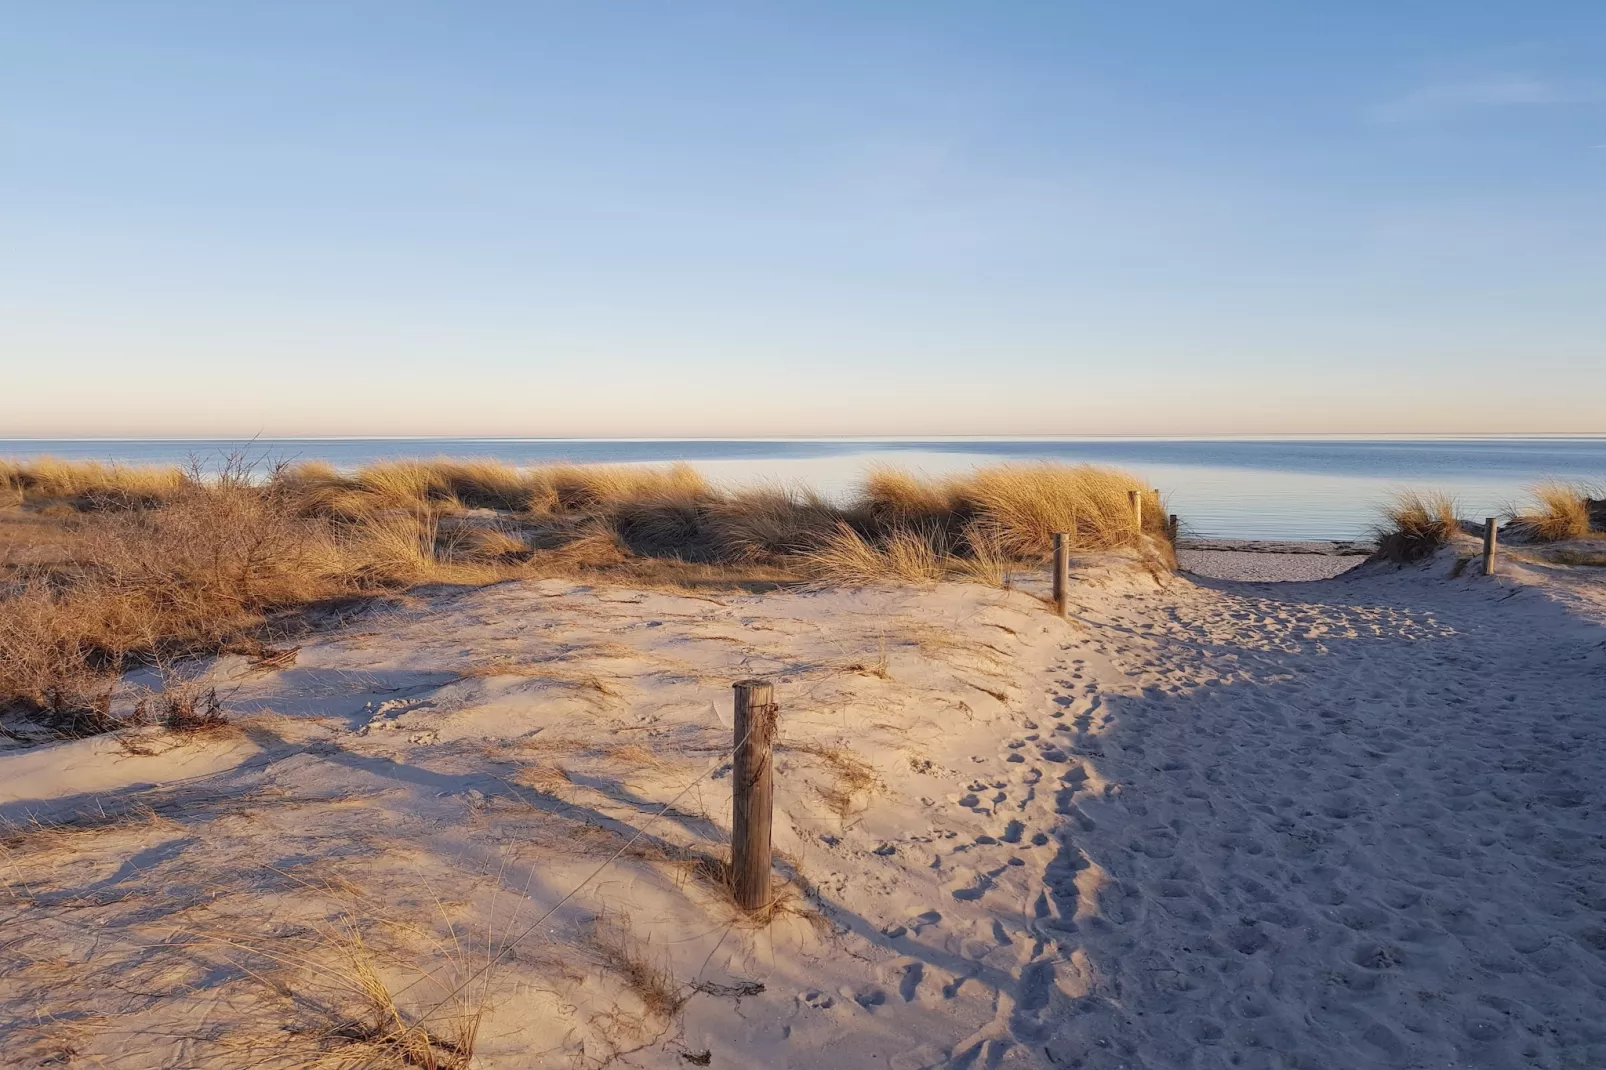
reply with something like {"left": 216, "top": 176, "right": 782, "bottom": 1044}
{"left": 2, "top": 550, "right": 1604, "bottom": 1068}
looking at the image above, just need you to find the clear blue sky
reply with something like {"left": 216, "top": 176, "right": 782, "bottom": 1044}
{"left": 3, "top": 3, "right": 1602, "bottom": 437}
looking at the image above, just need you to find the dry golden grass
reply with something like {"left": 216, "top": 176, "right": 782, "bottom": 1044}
{"left": 172, "top": 909, "right": 484, "bottom": 1070}
{"left": 783, "top": 740, "right": 880, "bottom": 818}
{"left": 0, "top": 477, "right": 504, "bottom": 714}
{"left": 585, "top": 912, "right": 686, "bottom": 1022}
{"left": 1373, "top": 490, "right": 1460, "bottom": 563}
{"left": 804, "top": 523, "right": 947, "bottom": 584}
{"left": 0, "top": 804, "right": 180, "bottom": 857}
{"left": 1544, "top": 546, "right": 1606, "bottom": 566}
{"left": 305, "top": 916, "right": 482, "bottom": 1070}
{"left": 457, "top": 660, "right": 624, "bottom": 701}
{"left": 514, "top": 763, "right": 575, "bottom": 797}
{"left": 1512, "top": 483, "right": 1593, "bottom": 542}
{"left": 0, "top": 457, "right": 188, "bottom": 506}
{"left": 0, "top": 456, "right": 1172, "bottom": 716}
{"left": 446, "top": 523, "right": 530, "bottom": 564}
{"left": 861, "top": 462, "right": 1165, "bottom": 558}
{"left": 709, "top": 486, "right": 840, "bottom": 560}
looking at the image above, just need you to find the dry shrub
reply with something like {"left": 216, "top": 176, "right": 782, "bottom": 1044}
{"left": 0, "top": 580, "right": 116, "bottom": 715}
{"left": 150, "top": 665, "right": 230, "bottom": 732}
{"left": 1373, "top": 491, "right": 1459, "bottom": 563}
{"left": 1512, "top": 483, "right": 1592, "bottom": 542}
{"left": 0, "top": 472, "right": 487, "bottom": 712}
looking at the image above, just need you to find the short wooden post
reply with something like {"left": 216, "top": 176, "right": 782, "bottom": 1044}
{"left": 1168, "top": 513, "right": 1179, "bottom": 541}
{"left": 1128, "top": 490, "right": 1142, "bottom": 531}
{"left": 1052, "top": 532, "right": 1069, "bottom": 618}
{"left": 731, "top": 679, "right": 777, "bottom": 912}
{"left": 1483, "top": 518, "right": 1498, "bottom": 576}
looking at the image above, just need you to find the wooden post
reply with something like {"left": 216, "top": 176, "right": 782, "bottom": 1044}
{"left": 1052, "top": 532, "right": 1069, "bottom": 618}
{"left": 1168, "top": 513, "right": 1179, "bottom": 541}
{"left": 731, "top": 679, "right": 777, "bottom": 912}
{"left": 1128, "top": 490, "right": 1142, "bottom": 531}
{"left": 1483, "top": 518, "right": 1498, "bottom": 576}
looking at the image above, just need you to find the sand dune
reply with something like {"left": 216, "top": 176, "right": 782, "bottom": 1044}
{"left": 1, "top": 553, "right": 1602, "bottom": 1068}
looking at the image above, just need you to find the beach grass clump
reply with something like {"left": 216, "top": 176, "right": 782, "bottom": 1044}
{"left": 1373, "top": 490, "right": 1459, "bottom": 563}
{"left": 1511, "top": 483, "right": 1593, "bottom": 543}
{"left": 709, "top": 486, "right": 842, "bottom": 561}
{"left": 803, "top": 523, "right": 948, "bottom": 585}
{"left": 804, "top": 464, "right": 1172, "bottom": 584}
{"left": 0, "top": 457, "right": 189, "bottom": 508}
{"left": 857, "top": 463, "right": 1168, "bottom": 560}
{"left": 959, "top": 464, "right": 1164, "bottom": 558}
{"left": 278, "top": 459, "right": 715, "bottom": 519}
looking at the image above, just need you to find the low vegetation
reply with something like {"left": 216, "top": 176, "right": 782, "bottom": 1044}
{"left": 0, "top": 455, "right": 1172, "bottom": 722}
{"left": 1510, "top": 482, "right": 1598, "bottom": 543}
{"left": 1372, "top": 490, "right": 1460, "bottom": 563}
{"left": 1373, "top": 482, "right": 1604, "bottom": 567}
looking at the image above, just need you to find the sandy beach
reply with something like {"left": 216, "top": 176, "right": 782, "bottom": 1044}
{"left": 8, "top": 1, "right": 1605, "bottom": 1063}
{"left": 2, "top": 545, "right": 1602, "bottom": 1068}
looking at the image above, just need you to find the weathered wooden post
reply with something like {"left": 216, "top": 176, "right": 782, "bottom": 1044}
{"left": 1052, "top": 532, "right": 1069, "bottom": 618}
{"left": 731, "top": 679, "right": 777, "bottom": 912}
{"left": 1168, "top": 513, "right": 1179, "bottom": 541}
{"left": 1483, "top": 518, "right": 1498, "bottom": 576}
{"left": 1128, "top": 490, "right": 1142, "bottom": 531}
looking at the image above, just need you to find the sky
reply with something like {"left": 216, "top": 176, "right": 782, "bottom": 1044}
{"left": 2, "top": 2, "right": 1603, "bottom": 438}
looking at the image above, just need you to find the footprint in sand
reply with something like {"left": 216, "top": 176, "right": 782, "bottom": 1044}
{"left": 898, "top": 962, "right": 924, "bottom": 1002}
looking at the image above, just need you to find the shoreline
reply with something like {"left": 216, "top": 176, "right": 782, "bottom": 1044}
{"left": 1176, "top": 537, "right": 1375, "bottom": 556}
{"left": 1176, "top": 540, "right": 1373, "bottom": 581}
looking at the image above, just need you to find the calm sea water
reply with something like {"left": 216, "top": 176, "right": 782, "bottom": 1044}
{"left": 3, "top": 438, "right": 1603, "bottom": 541}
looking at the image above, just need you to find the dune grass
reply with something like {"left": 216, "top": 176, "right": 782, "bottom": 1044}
{"left": 860, "top": 463, "right": 1165, "bottom": 557}
{"left": 1372, "top": 490, "right": 1460, "bottom": 563}
{"left": 1, "top": 457, "right": 187, "bottom": 507}
{"left": 0, "top": 456, "right": 1172, "bottom": 718}
{"left": 1511, "top": 482, "right": 1595, "bottom": 543}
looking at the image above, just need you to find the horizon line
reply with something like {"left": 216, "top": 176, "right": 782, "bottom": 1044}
{"left": 4, "top": 432, "right": 1606, "bottom": 444}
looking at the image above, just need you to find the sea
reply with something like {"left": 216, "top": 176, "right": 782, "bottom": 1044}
{"left": 3, "top": 437, "right": 1603, "bottom": 542}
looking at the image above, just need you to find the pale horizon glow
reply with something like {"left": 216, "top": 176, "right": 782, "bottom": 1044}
{"left": 3, "top": 4, "right": 1603, "bottom": 437}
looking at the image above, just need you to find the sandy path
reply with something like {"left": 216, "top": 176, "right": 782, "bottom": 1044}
{"left": 1004, "top": 563, "right": 1606, "bottom": 1069}
{"left": 2, "top": 559, "right": 1603, "bottom": 1068}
